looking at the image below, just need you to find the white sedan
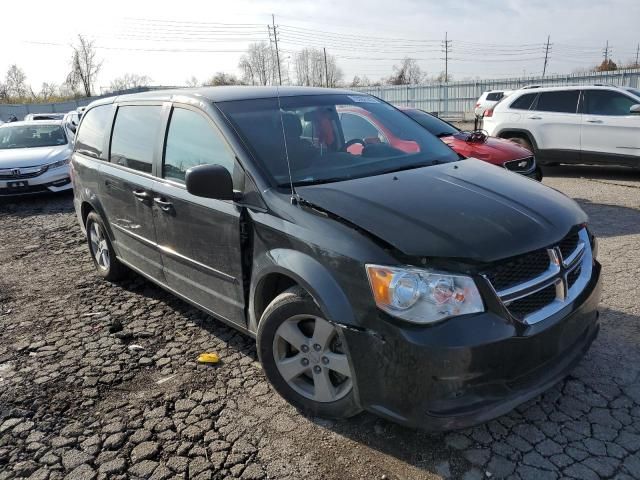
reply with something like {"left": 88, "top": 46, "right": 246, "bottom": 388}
{"left": 0, "top": 121, "right": 73, "bottom": 196}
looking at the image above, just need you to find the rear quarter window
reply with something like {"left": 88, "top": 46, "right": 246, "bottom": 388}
{"left": 75, "top": 105, "right": 112, "bottom": 159}
{"left": 486, "top": 92, "right": 504, "bottom": 101}
{"left": 509, "top": 93, "right": 537, "bottom": 110}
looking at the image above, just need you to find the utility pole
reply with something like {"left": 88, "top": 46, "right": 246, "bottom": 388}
{"left": 272, "top": 14, "right": 282, "bottom": 86}
{"left": 323, "top": 47, "right": 329, "bottom": 87}
{"left": 635, "top": 43, "right": 639, "bottom": 67}
{"left": 442, "top": 32, "right": 452, "bottom": 83}
{"left": 542, "top": 35, "right": 551, "bottom": 77}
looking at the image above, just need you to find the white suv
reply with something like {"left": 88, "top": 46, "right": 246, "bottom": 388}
{"left": 474, "top": 90, "right": 508, "bottom": 117}
{"left": 483, "top": 85, "right": 640, "bottom": 168}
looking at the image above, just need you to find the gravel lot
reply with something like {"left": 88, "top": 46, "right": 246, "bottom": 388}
{"left": 0, "top": 165, "right": 639, "bottom": 480}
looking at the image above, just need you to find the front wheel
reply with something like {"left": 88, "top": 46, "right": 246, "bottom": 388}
{"left": 534, "top": 166, "right": 543, "bottom": 181}
{"left": 257, "top": 286, "right": 362, "bottom": 419}
{"left": 86, "top": 211, "right": 127, "bottom": 281}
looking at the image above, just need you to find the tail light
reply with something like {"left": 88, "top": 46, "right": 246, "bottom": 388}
{"left": 484, "top": 108, "right": 494, "bottom": 118}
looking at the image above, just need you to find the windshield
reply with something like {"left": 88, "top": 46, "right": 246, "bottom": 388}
{"left": 217, "top": 94, "right": 458, "bottom": 187}
{"left": 402, "top": 109, "right": 459, "bottom": 137}
{"left": 0, "top": 124, "right": 68, "bottom": 149}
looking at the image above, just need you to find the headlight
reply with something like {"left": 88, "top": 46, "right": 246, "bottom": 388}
{"left": 366, "top": 264, "right": 484, "bottom": 324}
{"left": 48, "top": 158, "right": 70, "bottom": 169}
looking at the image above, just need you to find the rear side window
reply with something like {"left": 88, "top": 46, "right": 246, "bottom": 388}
{"left": 110, "top": 105, "right": 162, "bottom": 174}
{"left": 75, "top": 105, "right": 111, "bottom": 159}
{"left": 510, "top": 93, "right": 537, "bottom": 110}
{"left": 535, "top": 90, "right": 580, "bottom": 113}
{"left": 163, "top": 107, "right": 235, "bottom": 183}
{"left": 584, "top": 90, "right": 637, "bottom": 116}
{"left": 486, "top": 92, "right": 504, "bottom": 101}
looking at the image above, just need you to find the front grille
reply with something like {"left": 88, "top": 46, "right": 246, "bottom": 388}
{"left": 483, "top": 228, "right": 592, "bottom": 325}
{"left": 567, "top": 265, "right": 581, "bottom": 289}
{"left": 504, "top": 156, "right": 534, "bottom": 172}
{"left": 0, "top": 166, "right": 48, "bottom": 180}
{"left": 483, "top": 248, "right": 549, "bottom": 292}
{"left": 559, "top": 231, "right": 580, "bottom": 260}
{"left": 507, "top": 284, "right": 557, "bottom": 319}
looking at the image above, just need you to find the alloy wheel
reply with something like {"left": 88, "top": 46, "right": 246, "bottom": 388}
{"left": 272, "top": 314, "right": 352, "bottom": 403}
{"left": 89, "top": 221, "right": 110, "bottom": 271}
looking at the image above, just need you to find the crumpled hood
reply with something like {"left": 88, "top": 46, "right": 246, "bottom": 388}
{"left": 297, "top": 159, "right": 586, "bottom": 263}
{"left": 0, "top": 144, "right": 71, "bottom": 168}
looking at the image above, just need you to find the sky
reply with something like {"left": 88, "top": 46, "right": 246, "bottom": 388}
{"left": 2, "top": 0, "right": 639, "bottom": 93}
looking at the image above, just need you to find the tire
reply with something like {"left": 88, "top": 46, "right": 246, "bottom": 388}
{"left": 507, "top": 135, "right": 533, "bottom": 153}
{"left": 86, "top": 211, "right": 127, "bottom": 281}
{"left": 257, "top": 286, "right": 362, "bottom": 419}
{"left": 534, "top": 166, "right": 544, "bottom": 181}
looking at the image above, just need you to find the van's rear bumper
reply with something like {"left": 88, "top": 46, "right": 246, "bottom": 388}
{"left": 341, "top": 261, "right": 601, "bottom": 431}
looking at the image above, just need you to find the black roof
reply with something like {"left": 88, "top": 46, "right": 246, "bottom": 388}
{"left": 89, "top": 86, "right": 362, "bottom": 108}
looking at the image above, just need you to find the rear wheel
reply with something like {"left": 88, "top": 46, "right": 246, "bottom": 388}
{"left": 86, "top": 211, "right": 127, "bottom": 281}
{"left": 257, "top": 286, "right": 362, "bottom": 419}
{"left": 506, "top": 135, "right": 533, "bottom": 153}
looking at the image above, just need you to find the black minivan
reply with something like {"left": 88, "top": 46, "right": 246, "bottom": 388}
{"left": 72, "top": 87, "right": 601, "bottom": 430}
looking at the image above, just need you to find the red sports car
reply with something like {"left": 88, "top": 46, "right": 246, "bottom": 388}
{"left": 337, "top": 106, "right": 541, "bottom": 180}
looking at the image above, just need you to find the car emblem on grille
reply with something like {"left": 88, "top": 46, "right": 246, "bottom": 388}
{"left": 548, "top": 247, "right": 568, "bottom": 300}
{"left": 12, "top": 168, "right": 21, "bottom": 177}
{"left": 483, "top": 228, "right": 590, "bottom": 326}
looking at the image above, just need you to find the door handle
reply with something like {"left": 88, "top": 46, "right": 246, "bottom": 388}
{"left": 132, "top": 190, "right": 150, "bottom": 202}
{"left": 528, "top": 115, "right": 542, "bottom": 120}
{"left": 154, "top": 197, "right": 173, "bottom": 211}
{"left": 586, "top": 119, "right": 603, "bottom": 124}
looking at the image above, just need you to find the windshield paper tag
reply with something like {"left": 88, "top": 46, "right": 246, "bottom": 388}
{"left": 348, "top": 95, "right": 379, "bottom": 104}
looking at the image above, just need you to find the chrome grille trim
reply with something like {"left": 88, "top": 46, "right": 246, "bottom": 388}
{"left": 484, "top": 228, "right": 592, "bottom": 325}
{"left": 0, "top": 165, "right": 48, "bottom": 180}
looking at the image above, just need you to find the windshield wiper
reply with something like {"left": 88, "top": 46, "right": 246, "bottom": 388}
{"left": 292, "top": 177, "right": 350, "bottom": 187}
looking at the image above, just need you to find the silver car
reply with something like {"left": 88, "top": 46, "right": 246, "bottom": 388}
{"left": 0, "top": 121, "right": 73, "bottom": 196}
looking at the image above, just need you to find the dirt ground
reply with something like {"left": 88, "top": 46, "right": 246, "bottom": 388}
{"left": 0, "top": 165, "right": 639, "bottom": 480}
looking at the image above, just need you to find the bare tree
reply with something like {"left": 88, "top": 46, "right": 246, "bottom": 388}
{"left": 294, "top": 48, "right": 343, "bottom": 87}
{"left": 434, "top": 71, "right": 453, "bottom": 83}
{"left": 387, "top": 57, "right": 425, "bottom": 85}
{"left": 5, "top": 65, "right": 29, "bottom": 99}
{"left": 110, "top": 73, "right": 152, "bottom": 92}
{"left": 185, "top": 76, "right": 200, "bottom": 87}
{"left": 67, "top": 35, "right": 102, "bottom": 97}
{"left": 238, "top": 42, "right": 280, "bottom": 86}
{"left": 202, "top": 72, "right": 241, "bottom": 86}
{"left": 39, "top": 82, "right": 58, "bottom": 101}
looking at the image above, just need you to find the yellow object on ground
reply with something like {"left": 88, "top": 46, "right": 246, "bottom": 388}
{"left": 197, "top": 352, "right": 220, "bottom": 364}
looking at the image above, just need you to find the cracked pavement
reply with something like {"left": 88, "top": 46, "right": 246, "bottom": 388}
{"left": 0, "top": 164, "right": 639, "bottom": 479}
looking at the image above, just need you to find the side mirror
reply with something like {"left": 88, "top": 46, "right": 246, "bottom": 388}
{"left": 630, "top": 104, "right": 640, "bottom": 115}
{"left": 185, "top": 164, "right": 234, "bottom": 200}
{"left": 67, "top": 123, "right": 77, "bottom": 133}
